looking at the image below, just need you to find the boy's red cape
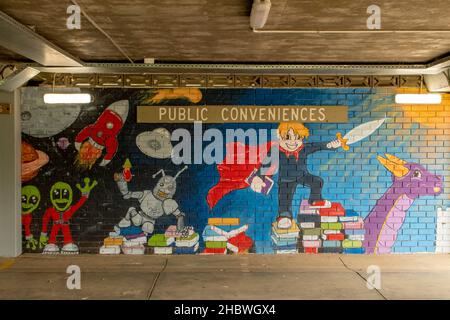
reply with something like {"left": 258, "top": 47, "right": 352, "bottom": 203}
{"left": 206, "top": 141, "right": 277, "bottom": 209}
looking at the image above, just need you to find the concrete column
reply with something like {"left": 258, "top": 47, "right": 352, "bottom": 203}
{"left": 0, "top": 90, "right": 21, "bottom": 257}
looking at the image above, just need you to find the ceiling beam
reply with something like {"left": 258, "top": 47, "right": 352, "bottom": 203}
{"left": 0, "top": 11, "right": 83, "bottom": 67}
{"left": 29, "top": 59, "right": 448, "bottom": 76}
{"left": 0, "top": 66, "right": 40, "bottom": 92}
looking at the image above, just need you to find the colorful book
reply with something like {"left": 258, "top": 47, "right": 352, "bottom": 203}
{"left": 297, "top": 214, "right": 321, "bottom": 223}
{"left": 321, "top": 222, "right": 343, "bottom": 230}
{"left": 319, "top": 247, "right": 343, "bottom": 254}
{"left": 347, "top": 234, "right": 365, "bottom": 241}
{"left": 299, "top": 222, "right": 319, "bottom": 229}
{"left": 118, "top": 226, "right": 143, "bottom": 236}
{"left": 202, "top": 247, "right": 227, "bottom": 255}
{"left": 319, "top": 202, "right": 345, "bottom": 216}
{"left": 208, "top": 218, "right": 240, "bottom": 226}
{"left": 174, "top": 243, "right": 199, "bottom": 254}
{"left": 323, "top": 229, "right": 342, "bottom": 235}
{"left": 302, "top": 240, "right": 321, "bottom": 248}
{"left": 271, "top": 235, "right": 298, "bottom": 247}
{"left": 321, "top": 216, "right": 339, "bottom": 223}
{"left": 322, "top": 240, "right": 341, "bottom": 248}
{"left": 203, "top": 235, "right": 228, "bottom": 242}
{"left": 322, "top": 233, "right": 345, "bottom": 241}
{"left": 275, "top": 249, "right": 298, "bottom": 254}
{"left": 121, "top": 244, "right": 145, "bottom": 255}
{"left": 124, "top": 232, "right": 146, "bottom": 240}
{"left": 175, "top": 233, "right": 199, "bottom": 247}
{"left": 154, "top": 247, "right": 173, "bottom": 255}
{"left": 342, "top": 219, "right": 364, "bottom": 229}
{"left": 245, "top": 168, "right": 274, "bottom": 195}
{"left": 228, "top": 233, "right": 253, "bottom": 253}
{"left": 302, "top": 235, "right": 320, "bottom": 241}
{"left": 209, "top": 224, "right": 249, "bottom": 239}
{"left": 344, "top": 229, "right": 365, "bottom": 235}
{"left": 342, "top": 239, "right": 363, "bottom": 248}
{"left": 303, "top": 247, "right": 318, "bottom": 254}
{"left": 99, "top": 245, "right": 121, "bottom": 254}
{"left": 103, "top": 237, "right": 124, "bottom": 246}
{"left": 343, "top": 248, "right": 365, "bottom": 254}
{"left": 148, "top": 234, "right": 172, "bottom": 247}
{"left": 205, "top": 241, "right": 227, "bottom": 249}
{"left": 301, "top": 228, "right": 322, "bottom": 236}
{"left": 299, "top": 200, "right": 320, "bottom": 214}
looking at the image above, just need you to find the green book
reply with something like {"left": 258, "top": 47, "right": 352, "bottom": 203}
{"left": 301, "top": 228, "right": 322, "bottom": 236}
{"left": 342, "top": 239, "right": 363, "bottom": 248}
{"left": 205, "top": 241, "right": 227, "bottom": 249}
{"left": 321, "top": 222, "right": 343, "bottom": 230}
{"left": 148, "top": 234, "right": 168, "bottom": 247}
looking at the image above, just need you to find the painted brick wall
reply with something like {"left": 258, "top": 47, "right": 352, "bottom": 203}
{"left": 20, "top": 87, "right": 450, "bottom": 255}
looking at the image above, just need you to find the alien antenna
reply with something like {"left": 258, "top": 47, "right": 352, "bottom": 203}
{"left": 152, "top": 169, "right": 166, "bottom": 179}
{"left": 174, "top": 165, "right": 188, "bottom": 180}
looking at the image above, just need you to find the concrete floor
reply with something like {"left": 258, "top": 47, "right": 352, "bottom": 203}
{"left": 0, "top": 254, "right": 449, "bottom": 300}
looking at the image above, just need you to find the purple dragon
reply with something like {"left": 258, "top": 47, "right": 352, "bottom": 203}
{"left": 363, "top": 154, "right": 443, "bottom": 254}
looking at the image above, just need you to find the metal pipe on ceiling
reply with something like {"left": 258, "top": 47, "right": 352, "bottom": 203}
{"left": 253, "top": 29, "right": 450, "bottom": 34}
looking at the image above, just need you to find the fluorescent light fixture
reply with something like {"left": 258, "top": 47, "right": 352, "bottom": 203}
{"left": 395, "top": 94, "right": 442, "bottom": 104}
{"left": 44, "top": 93, "right": 92, "bottom": 104}
{"left": 250, "top": 0, "right": 271, "bottom": 29}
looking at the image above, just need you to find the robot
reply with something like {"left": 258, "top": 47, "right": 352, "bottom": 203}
{"left": 112, "top": 166, "right": 188, "bottom": 236}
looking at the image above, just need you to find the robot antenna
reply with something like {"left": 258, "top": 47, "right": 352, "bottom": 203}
{"left": 174, "top": 165, "right": 188, "bottom": 180}
{"left": 152, "top": 169, "right": 165, "bottom": 179}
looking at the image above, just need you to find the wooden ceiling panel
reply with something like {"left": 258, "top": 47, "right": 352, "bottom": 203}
{"left": 0, "top": 0, "right": 449, "bottom": 63}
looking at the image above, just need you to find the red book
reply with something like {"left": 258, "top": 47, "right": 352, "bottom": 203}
{"left": 326, "top": 233, "right": 345, "bottom": 241}
{"left": 228, "top": 233, "right": 253, "bottom": 253}
{"left": 304, "top": 247, "right": 318, "bottom": 254}
{"left": 319, "top": 202, "right": 345, "bottom": 216}
{"left": 202, "top": 247, "right": 227, "bottom": 255}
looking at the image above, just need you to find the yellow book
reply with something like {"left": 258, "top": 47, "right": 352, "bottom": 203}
{"left": 208, "top": 218, "right": 240, "bottom": 226}
{"left": 104, "top": 237, "right": 123, "bottom": 246}
{"left": 271, "top": 222, "right": 300, "bottom": 234}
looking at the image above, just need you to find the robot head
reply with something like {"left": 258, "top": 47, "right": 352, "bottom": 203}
{"left": 21, "top": 185, "right": 41, "bottom": 215}
{"left": 50, "top": 182, "right": 73, "bottom": 212}
{"left": 152, "top": 166, "right": 188, "bottom": 201}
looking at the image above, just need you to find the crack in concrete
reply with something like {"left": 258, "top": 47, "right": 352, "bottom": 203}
{"left": 146, "top": 258, "right": 168, "bottom": 300}
{"left": 338, "top": 256, "right": 388, "bottom": 300}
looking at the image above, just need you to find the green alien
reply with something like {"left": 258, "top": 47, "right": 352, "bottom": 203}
{"left": 21, "top": 185, "right": 41, "bottom": 250}
{"left": 39, "top": 178, "right": 97, "bottom": 254}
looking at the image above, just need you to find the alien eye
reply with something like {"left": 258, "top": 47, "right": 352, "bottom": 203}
{"left": 413, "top": 170, "right": 422, "bottom": 179}
{"left": 61, "top": 189, "right": 70, "bottom": 199}
{"left": 53, "top": 190, "right": 59, "bottom": 197}
{"left": 30, "top": 196, "right": 38, "bottom": 204}
{"left": 21, "top": 196, "right": 27, "bottom": 203}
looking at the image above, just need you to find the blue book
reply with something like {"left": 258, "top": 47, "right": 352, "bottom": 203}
{"left": 119, "top": 226, "right": 143, "bottom": 236}
{"left": 173, "top": 244, "right": 199, "bottom": 254}
{"left": 271, "top": 235, "right": 297, "bottom": 247}
{"left": 273, "top": 243, "right": 297, "bottom": 250}
{"left": 322, "top": 240, "right": 341, "bottom": 248}
{"left": 344, "top": 229, "right": 365, "bottom": 235}
{"left": 343, "top": 248, "right": 365, "bottom": 254}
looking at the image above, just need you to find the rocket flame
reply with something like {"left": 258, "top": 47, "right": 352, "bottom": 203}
{"left": 75, "top": 141, "right": 102, "bottom": 170}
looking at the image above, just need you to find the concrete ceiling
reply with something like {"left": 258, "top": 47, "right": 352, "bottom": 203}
{"left": 0, "top": 0, "right": 449, "bottom": 64}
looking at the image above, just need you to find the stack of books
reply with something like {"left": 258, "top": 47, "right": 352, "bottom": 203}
{"left": 121, "top": 231, "right": 147, "bottom": 255}
{"left": 341, "top": 210, "right": 365, "bottom": 254}
{"left": 319, "top": 202, "right": 345, "bottom": 254}
{"left": 174, "top": 229, "right": 200, "bottom": 254}
{"left": 99, "top": 235, "right": 123, "bottom": 254}
{"left": 147, "top": 233, "right": 175, "bottom": 254}
{"left": 272, "top": 221, "right": 300, "bottom": 254}
{"left": 297, "top": 200, "right": 322, "bottom": 253}
{"left": 201, "top": 218, "right": 252, "bottom": 254}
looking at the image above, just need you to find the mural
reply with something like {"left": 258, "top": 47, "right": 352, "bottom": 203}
{"left": 19, "top": 87, "right": 449, "bottom": 255}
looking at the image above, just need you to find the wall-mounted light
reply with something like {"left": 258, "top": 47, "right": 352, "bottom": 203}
{"left": 43, "top": 93, "right": 92, "bottom": 104}
{"left": 395, "top": 93, "right": 442, "bottom": 104}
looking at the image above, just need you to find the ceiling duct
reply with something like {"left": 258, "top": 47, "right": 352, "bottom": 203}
{"left": 250, "top": 0, "right": 271, "bottom": 30}
{"left": 424, "top": 71, "right": 450, "bottom": 92}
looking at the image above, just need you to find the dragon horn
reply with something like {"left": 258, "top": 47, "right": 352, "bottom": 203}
{"left": 377, "top": 155, "right": 409, "bottom": 178}
{"left": 384, "top": 154, "right": 407, "bottom": 165}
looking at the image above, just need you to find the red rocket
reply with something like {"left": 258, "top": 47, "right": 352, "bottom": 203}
{"left": 75, "top": 100, "right": 129, "bottom": 167}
